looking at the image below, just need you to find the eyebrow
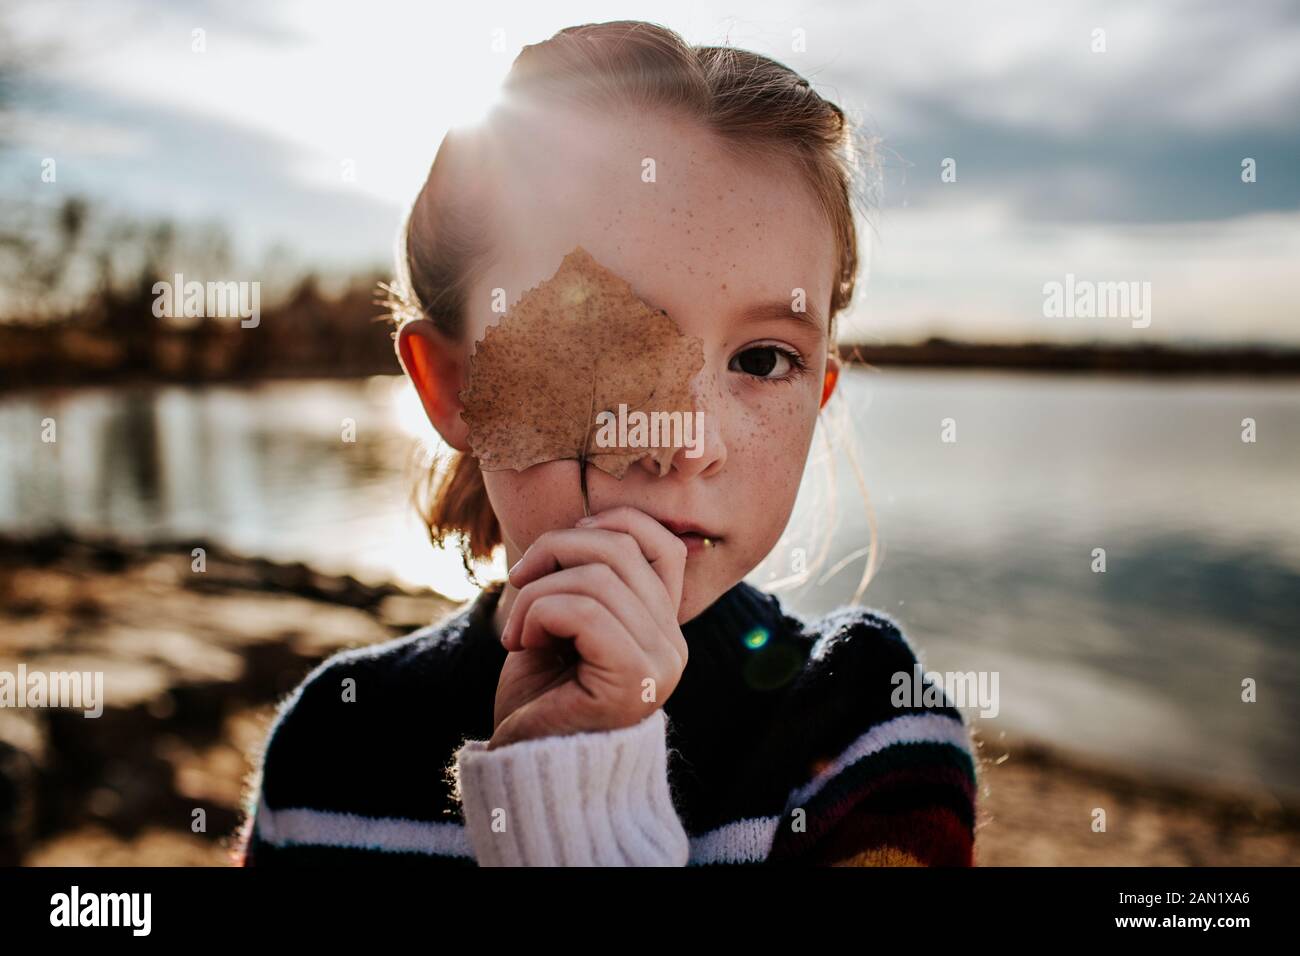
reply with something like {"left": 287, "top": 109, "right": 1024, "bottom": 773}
{"left": 737, "top": 300, "right": 826, "bottom": 337}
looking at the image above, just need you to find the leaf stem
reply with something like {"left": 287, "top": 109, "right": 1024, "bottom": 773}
{"left": 579, "top": 365, "right": 597, "bottom": 516}
{"left": 579, "top": 454, "right": 590, "bottom": 516}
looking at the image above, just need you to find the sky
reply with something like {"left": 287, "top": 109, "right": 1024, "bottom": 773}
{"left": 3, "top": 0, "right": 1298, "bottom": 346}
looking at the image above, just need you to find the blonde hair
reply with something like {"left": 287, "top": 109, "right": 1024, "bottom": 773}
{"left": 385, "top": 20, "right": 882, "bottom": 599}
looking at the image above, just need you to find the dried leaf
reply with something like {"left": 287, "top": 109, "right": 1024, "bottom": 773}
{"left": 459, "top": 246, "right": 705, "bottom": 509}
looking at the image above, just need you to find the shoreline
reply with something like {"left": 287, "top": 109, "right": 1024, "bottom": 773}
{"left": 2, "top": 530, "right": 1297, "bottom": 865}
{"left": 838, "top": 337, "right": 1300, "bottom": 376}
{"left": 3, "top": 335, "right": 1300, "bottom": 395}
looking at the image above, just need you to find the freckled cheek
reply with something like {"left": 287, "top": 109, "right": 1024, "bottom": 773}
{"left": 725, "top": 391, "right": 816, "bottom": 456}
{"left": 721, "top": 461, "right": 799, "bottom": 569}
{"left": 482, "top": 462, "right": 578, "bottom": 551}
{"left": 722, "top": 395, "right": 816, "bottom": 532}
{"left": 724, "top": 418, "right": 806, "bottom": 506}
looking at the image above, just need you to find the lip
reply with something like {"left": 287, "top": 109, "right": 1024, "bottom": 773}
{"left": 674, "top": 531, "right": 718, "bottom": 557}
{"left": 653, "top": 517, "right": 722, "bottom": 557}
{"left": 657, "top": 517, "right": 721, "bottom": 538}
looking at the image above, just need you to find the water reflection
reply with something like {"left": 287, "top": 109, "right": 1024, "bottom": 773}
{"left": 0, "top": 377, "right": 472, "bottom": 597}
{"left": 1, "top": 370, "right": 1297, "bottom": 796}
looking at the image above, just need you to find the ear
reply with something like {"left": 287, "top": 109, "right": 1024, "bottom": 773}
{"left": 819, "top": 352, "right": 840, "bottom": 410}
{"left": 396, "top": 319, "right": 471, "bottom": 451}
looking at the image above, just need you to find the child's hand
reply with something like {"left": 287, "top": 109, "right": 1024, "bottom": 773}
{"left": 488, "top": 505, "right": 689, "bottom": 750}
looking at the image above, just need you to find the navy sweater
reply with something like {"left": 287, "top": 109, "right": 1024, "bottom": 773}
{"left": 233, "top": 577, "right": 978, "bottom": 865}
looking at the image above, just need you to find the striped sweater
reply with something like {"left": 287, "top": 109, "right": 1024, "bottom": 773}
{"left": 232, "top": 577, "right": 978, "bottom": 866}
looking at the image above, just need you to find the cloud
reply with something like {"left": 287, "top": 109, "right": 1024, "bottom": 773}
{"left": 2, "top": 77, "right": 401, "bottom": 268}
{"left": 4, "top": 0, "right": 1297, "bottom": 345}
{"left": 806, "top": 0, "right": 1300, "bottom": 222}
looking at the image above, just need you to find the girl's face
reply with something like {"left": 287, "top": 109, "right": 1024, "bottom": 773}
{"left": 458, "top": 105, "right": 839, "bottom": 624}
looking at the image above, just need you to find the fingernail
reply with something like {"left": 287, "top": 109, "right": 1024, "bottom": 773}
{"left": 507, "top": 559, "right": 521, "bottom": 576}
{"left": 575, "top": 516, "right": 596, "bottom": 526}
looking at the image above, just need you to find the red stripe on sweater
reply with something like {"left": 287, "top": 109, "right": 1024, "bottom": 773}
{"left": 810, "top": 804, "right": 974, "bottom": 866}
{"left": 770, "top": 763, "right": 975, "bottom": 864}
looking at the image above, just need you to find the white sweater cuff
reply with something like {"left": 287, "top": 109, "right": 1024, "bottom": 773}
{"left": 452, "top": 708, "right": 690, "bottom": 866}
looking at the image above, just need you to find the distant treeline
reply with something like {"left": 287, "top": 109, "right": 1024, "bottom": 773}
{"left": 0, "top": 196, "right": 401, "bottom": 388}
{"left": 840, "top": 338, "right": 1300, "bottom": 375}
{"left": 7, "top": 312, "right": 1300, "bottom": 392}
{"left": 4, "top": 199, "right": 1297, "bottom": 391}
{"left": 0, "top": 277, "right": 401, "bottom": 389}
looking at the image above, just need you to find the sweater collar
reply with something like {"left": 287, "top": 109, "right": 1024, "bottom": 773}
{"left": 680, "top": 579, "right": 807, "bottom": 692}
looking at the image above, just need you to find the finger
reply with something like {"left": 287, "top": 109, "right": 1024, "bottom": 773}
{"left": 503, "top": 564, "right": 663, "bottom": 660}
{"left": 570, "top": 505, "right": 687, "bottom": 617}
{"left": 508, "top": 526, "right": 675, "bottom": 632}
{"left": 516, "top": 593, "right": 652, "bottom": 690}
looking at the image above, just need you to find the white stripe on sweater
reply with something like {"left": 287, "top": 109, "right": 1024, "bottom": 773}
{"left": 255, "top": 796, "right": 773, "bottom": 865}
{"left": 254, "top": 712, "right": 970, "bottom": 863}
{"left": 255, "top": 793, "right": 473, "bottom": 856}
{"left": 686, "top": 817, "right": 781, "bottom": 864}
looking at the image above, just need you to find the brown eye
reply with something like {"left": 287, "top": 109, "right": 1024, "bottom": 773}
{"left": 730, "top": 345, "right": 805, "bottom": 383}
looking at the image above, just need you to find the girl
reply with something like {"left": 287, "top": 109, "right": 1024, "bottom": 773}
{"left": 234, "top": 20, "right": 977, "bottom": 867}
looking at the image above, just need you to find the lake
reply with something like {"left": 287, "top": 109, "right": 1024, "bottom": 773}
{"left": 2, "top": 368, "right": 1297, "bottom": 798}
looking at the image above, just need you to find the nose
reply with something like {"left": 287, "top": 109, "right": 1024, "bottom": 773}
{"left": 637, "top": 367, "right": 726, "bottom": 479}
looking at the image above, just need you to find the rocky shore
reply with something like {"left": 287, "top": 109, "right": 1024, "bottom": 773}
{"left": 0, "top": 532, "right": 455, "bottom": 866}
{"left": 1, "top": 532, "right": 1296, "bottom": 866}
